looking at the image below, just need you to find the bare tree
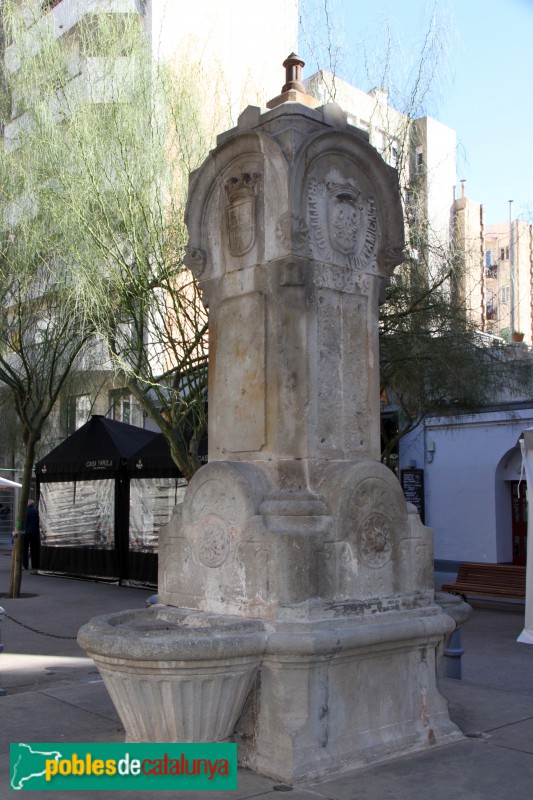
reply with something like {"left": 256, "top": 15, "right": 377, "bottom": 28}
{"left": 0, "top": 265, "right": 95, "bottom": 596}
{"left": 2, "top": 2, "right": 224, "bottom": 482}
{"left": 0, "top": 1, "right": 102, "bottom": 595}
{"left": 301, "top": 2, "right": 532, "bottom": 467}
{"left": 39, "top": 7, "right": 217, "bottom": 479}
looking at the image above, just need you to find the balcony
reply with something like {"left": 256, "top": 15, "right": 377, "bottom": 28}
{"left": 5, "top": 0, "right": 143, "bottom": 75}
{"left": 67, "top": 55, "right": 136, "bottom": 103}
{"left": 41, "top": 0, "right": 144, "bottom": 39}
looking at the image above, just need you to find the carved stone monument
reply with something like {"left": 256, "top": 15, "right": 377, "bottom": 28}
{"left": 79, "top": 56, "right": 466, "bottom": 785}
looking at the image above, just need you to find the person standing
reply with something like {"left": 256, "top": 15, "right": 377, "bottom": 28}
{"left": 23, "top": 498, "right": 40, "bottom": 572}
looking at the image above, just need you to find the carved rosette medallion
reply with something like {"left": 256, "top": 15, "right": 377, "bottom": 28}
{"left": 359, "top": 511, "right": 393, "bottom": 568}
{"left": 184, "top": 473, "right": 249, "bottom": 569}
{"left": 349, "top": 480, "right": 397, "bottom": 568}
{"left": 224, "top": 172, "right": 260, "bottom": 256}
{"left": 194, "top": 513, "right": 231, "bottom": 568}
{"left": 307, "top": 168, "right": 379, "bottom": 270}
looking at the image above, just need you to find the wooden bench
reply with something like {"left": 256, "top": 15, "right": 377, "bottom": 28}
{"left": 441, "top": 562, "right": 526, "bottom": 601}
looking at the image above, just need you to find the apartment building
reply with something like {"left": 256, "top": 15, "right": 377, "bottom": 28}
{"left": 453, "top": 188, "right": 533, "bottom": 344}
{"left": 1, "top": 0, "right": 298, "bottom": 466}
{"left": 306, "top": 71, "right": 533, "bottom": 348}
{"left": 35, "top": 0, "right": 298, "bottom": 125}
{"left": 451, "top": 182, "right": 484, "bottom": 330}
{"left": 484, "top": 219, "right": 533, "bottom": 343}
{"left": 305, "top": 71, "right": 457, "bottom": 260}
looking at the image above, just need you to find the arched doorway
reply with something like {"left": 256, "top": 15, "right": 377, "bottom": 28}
{"left": 511, "top": 481, "right": 528, "bottom": 565}
{"left": 495, "top": 445, "right": 527, "bottom": 565}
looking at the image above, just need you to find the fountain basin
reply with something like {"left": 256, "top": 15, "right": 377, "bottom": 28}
{"left": 78, "top": 606, "right": 267, "bottom": 742}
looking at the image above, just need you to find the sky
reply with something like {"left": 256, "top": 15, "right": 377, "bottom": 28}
{"left": 300, "top": 0, "right": 533, "bottom": 224}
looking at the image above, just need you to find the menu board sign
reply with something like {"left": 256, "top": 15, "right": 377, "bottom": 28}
{"left": 400, "top": 468, "right": 425, "bottom": 524}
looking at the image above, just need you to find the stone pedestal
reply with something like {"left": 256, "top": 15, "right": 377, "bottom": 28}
{"left": 237, "top": 611, "right": 456, "bottom": 782}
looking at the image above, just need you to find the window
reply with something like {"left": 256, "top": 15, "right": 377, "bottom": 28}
{"left": 67, "top": 394, "right": 92, "bottom": 434}
{"left": 486, "top": 290, "right": 497, "bottom": 320}
{"left": 415, "top": 147, "right": 424, "bottom": 173}
{"left": 109, "top": 389, "right": 143, "bottom": 427}
{"left": 485, "top": 252, "right": 497, "bottom": 278}
{"left": 374, "top": 129, "right": 385, "bottom": 153}
{"left": 499, "top": 286, "right": 510, "bottom": 304}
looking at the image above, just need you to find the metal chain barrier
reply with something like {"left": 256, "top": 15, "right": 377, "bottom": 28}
{"left": 2, "top": 611, "right": 77, "bottom": 640}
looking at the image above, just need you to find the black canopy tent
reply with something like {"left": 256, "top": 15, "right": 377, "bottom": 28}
{"left": 36, "top": 416, "right": 185, "bottom": 586}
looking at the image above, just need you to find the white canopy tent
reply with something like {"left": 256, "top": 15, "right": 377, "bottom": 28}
{"left": 518, "top": 428, "right": 533, "bottom": 644}
{"left": 0, "top": 477, "right": 22, "bottom": 489}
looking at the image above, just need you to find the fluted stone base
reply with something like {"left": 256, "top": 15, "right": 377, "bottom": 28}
{"left": 94, "top": 656, "right": 260, "bottom": 742}
{"left": 78, "top": 607, "right": 266, "bottom": 743}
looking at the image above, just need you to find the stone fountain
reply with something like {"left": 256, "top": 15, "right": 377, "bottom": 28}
{"left": 78, "top": 56, "right": 468, "bottom": 785}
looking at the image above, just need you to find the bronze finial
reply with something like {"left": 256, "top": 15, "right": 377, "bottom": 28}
{"left": 266, "top": 53, "right": 318, "bottom": 110}
{"left": 282, "top": 53, "right": 305, "bottom": 94}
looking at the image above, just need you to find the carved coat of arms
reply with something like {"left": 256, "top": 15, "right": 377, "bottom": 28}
{"left": 308, "top": 168, "right": 379, "bottom": 269}
{"left": 224, "top": 172, "right": 259, "bottom": 257}
{"left": 329, "top": 190, "right": 362, "bottom": 255}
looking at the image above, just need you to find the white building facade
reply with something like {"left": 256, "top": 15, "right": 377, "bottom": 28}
{"left": 20, "top": 0, "right": 298, "bottom": 132}
{"left": 305, "top": 72, "right": 457, "bottom": 257}
{"left": 400, "top": 405, "right": 532, "bottom": 569}
{"left": 305, "top": 71, "right": 532, "bottom": 571}
{"left": 1, "top": 0, "right": 298, "bottom": 454}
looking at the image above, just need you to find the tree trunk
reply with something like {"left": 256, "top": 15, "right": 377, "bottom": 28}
{"left": 8, "top": 438, "right": 37, "bottom": 599}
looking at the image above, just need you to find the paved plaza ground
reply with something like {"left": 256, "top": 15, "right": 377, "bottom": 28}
{"left": 1, "top": 536, "right": 532, "bottom": 799}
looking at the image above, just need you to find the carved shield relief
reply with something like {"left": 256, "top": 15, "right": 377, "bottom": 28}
{"left": 224, "top": 172, "right": 259, "bottom": 257}
{"left": 308, "top": 166, "right": 379, "bottom": 270}
{"left": 226, "top": 194, "right": 255, "bottom": 256}
{"left": 328, "top": 190, "right": 362, "bottom": 256}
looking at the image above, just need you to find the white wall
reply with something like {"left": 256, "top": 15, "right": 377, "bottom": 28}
{"left": 423, "top": 116, "right": 456, "bottom": 254}
{"left": 147, "top": 0, "right": 298, "bottom": 124}
{"left": 400, "top": 408, "right": 533, "bottom": 563}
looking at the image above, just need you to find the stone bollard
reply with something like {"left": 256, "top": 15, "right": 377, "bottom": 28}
{"left": 441, "top": 628, "right": 465, "bottom": 679}
{"left": 435, "top": 592, "right": 472, "bottom": 680}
